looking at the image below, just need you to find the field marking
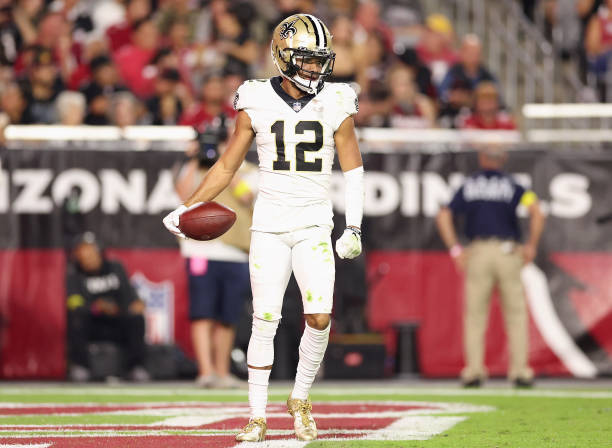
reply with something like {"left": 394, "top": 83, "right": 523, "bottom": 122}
{"left": 0, "top": 445, "right": 51, "bottom": 447}
{"left": 0, "top": 400, "right": 493, "bottom": 446}
{"left": 235, "top": 441, "right": 309, "bottom": 447}
{"left": 0, "top": 401, "right": 494, "bottom": 419}
{"left": 154, "top": 415, "right": 227, "bottom": 427}
{"left": 357, "top": 416, "right": 466, "bottom": 441}
{"left": 1, "top": 387, "right": 611, "bottom": 399}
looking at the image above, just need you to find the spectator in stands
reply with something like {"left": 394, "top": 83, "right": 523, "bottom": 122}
{"left": 157, "top": 0, "right": 200, "bottom": 40}
{"left": 459, "top": 81, "right": 516, "bottom": 130}
{"left": 436, "top": 146, "right": 545, "bottom": 388}
{"left": 386, "top": 63, "right": 436, "bottom": 128}
{"left": 174, "top": 139, "right": 255, "bottom": 389}
{"left": 66, "top": 231, "right": 150, "bottom": 382}
{"left": 585, "top": 0, "right": 612, "bottom": 83}
{"left": 11, "top": 0, "right": 45, "bottom": 53}
{"left": 109, "top": 91, "right": 141, "bottom": 128}
{"left": 0, "top": 82, "right": 32, "bottom": 124}
{"left": 114, "top": 16, "right": 160, "bottom": 99}
{"left": 265, "top": 0, "right": 305, "bottom": 35}
{"left": 437, "top": 78, "right": 473, "bottom": 129}
{"left": 0, "top": 0, "right": 24, "bottom": 67}
{"left": 19, "top": 46, "right": 64, "bottom": 124}
{"left": 179, "top": 71, "right": 236, "bottom": 133}
{"left": 327, "top": 15, "right": 358, "bottom": 84}
{"left": 14, "top": 11, "right": 77, "bottom": 86}
{"left": 416, "top": 14, "right": 458, "bottom": 86}
{"left": 355, "top": 31, "right": 392, "bottom": 96}
{"left": 211, "top": 6, "right": 258, "bottom": 78}
{"left": 356, "top": 63, "right": 435, "bottom": 128}
{"left": 353, "top": 0, "right": 394, "bottom": 53}
{"left": 438, "top": 34, "right": 496, "bottom": 103}
{"left": 396, "top": 47, "right": 436, "bottom": 98}
{"left": 66, "top": 40, "right": 108, "bottom": 91}
{"left": 106, "top": 0, "right": 151, "bottom": 53}
{"left": 165, "top": 18, "right": 197, "bottom": 93}
{"left": 222, "top": 65, "right": 247, "bottom": 111}
{"left": 55, "top": 91, "right": 86, "bottom": 126}
{"left": 145, "top": 68, "right": 186, "bottom": 125}
{"left": 193, "top": 0, "right": 227, "bottom": 45}
{"left": 80, "top": 55, "right": 126, "bottom": 125}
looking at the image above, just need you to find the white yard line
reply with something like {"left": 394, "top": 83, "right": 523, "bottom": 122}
{"left": 152, "top": 415, "right": 231, "bottom": 427}
{"left": 234, "top": 441, "right": 309, "bottom": 448}
{"left": 0, "top": 445, "right": 52, "bottom": 448}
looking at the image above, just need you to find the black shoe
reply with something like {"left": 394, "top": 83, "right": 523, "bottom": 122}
{"left": 513, "top": 378, "right": 533, "bottom": 388}
{"left": 462, "top": 378, "right": 482, "bottom": 388}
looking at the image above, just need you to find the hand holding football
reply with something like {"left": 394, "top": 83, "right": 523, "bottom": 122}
{"left": 178, "top": 202, "right": 236, "bottom": 241}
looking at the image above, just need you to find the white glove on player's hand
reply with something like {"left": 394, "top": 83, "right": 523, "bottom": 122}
{"left": 335, "top": 227, "right": 362, "bottom": 259}
{"left": 162, "top": 202, "right": 203, "bottom": 239}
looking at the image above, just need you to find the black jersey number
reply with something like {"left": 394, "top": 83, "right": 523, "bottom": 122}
{"left": 271, "top": 120, "right": 323, "bottom": 172}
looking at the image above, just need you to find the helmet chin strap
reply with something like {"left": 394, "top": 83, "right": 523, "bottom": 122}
{"left": 288, "top": 73, "right": 320, "bottom": 94}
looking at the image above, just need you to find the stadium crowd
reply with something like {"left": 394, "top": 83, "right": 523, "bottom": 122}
{"left": 0, "top": 0, "right": 519, "bottom": 136}
{"left": 525, "top": 0, "right": 612, "bottom": 99}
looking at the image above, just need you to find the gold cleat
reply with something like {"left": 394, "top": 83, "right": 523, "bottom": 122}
{"left": 235, "top": 417, "right": 267, "bottom": 442}
{"left": 287, "top": 397, "right": 317, "bottom": 441}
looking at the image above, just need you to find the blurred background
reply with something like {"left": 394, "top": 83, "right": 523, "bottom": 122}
{"left": 0, "top": 0, "right": 611, "bottom": 382}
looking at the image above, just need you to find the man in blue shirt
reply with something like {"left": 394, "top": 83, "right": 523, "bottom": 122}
{"left": 436, "top": 147, "right": 545, "bottom": 388}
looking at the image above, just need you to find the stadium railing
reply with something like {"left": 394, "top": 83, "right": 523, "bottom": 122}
{"left": 4, "top": 125, "right": 523, "bottom": 153}
{"left": 522, "top": 103, "right": 612, "bottom": 145}
{"left": 5, "top": 123, "right": 610, "bottom": 152}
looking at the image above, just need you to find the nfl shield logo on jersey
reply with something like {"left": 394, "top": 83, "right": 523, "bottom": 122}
{"left": 292, "top": 102, "right": 302, "bottom": 112}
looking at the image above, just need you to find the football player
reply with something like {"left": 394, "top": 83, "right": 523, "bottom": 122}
{"left": 163, "top": 14, "right": 364, "bottom": 442}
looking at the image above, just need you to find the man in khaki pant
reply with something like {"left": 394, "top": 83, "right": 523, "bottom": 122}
{"left": 436, "top": 147, "right": 545, "bottom": 387}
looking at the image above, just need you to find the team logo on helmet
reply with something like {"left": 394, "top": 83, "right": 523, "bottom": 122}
{"left": 279, "top": 20, "right": 298, "bottom": 40}
{"left": 272, "top": 14, "right": 335, "bottom": 95}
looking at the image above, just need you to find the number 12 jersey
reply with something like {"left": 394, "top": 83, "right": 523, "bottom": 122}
{"left": 234, "top": 76, "right": 358, "bottom": 233}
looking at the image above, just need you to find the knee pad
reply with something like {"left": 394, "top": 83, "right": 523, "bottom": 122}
{"left": 247, "top": 315, "right": 280, "bottom": 367}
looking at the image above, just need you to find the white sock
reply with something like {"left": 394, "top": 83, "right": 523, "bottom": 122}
{"left": 248, "top": 368, "right": 271, "bottom": 419}
{"left": 291, "top": 323, "right": 331, "bottom": 400}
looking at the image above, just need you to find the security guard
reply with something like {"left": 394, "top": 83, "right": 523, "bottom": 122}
{"left": 436, "top": 146, "right": 545, "bottom": 387}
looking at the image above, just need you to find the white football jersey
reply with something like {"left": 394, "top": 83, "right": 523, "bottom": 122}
{"left": 234, "top": 77, "right": 358, "bottom": 232}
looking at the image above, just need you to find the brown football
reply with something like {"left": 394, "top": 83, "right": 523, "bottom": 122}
{"left": 179, "top": 202, "right": 236, "bottom": 241}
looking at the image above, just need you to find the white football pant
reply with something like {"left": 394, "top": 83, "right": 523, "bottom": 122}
{"left": 249, "top": 226, "right": 335, "bottom": 321}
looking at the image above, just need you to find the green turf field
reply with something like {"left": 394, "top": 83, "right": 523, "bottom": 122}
{"left": 0, "top": 383, "right": 610, "bottom": 447}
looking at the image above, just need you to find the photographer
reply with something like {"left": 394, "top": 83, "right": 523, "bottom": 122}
{"left": 174, "top": 122, "right": 256, "bottom": 389}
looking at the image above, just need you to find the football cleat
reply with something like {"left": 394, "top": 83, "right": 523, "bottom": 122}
{"left": 287, "top": 397, "right": 317, "bottom": 441}
{"left": 235, "top": 417, "right": 267, "bottom": 442}
{"left": 271, "top": 14, "right": 335, "bottom": 94}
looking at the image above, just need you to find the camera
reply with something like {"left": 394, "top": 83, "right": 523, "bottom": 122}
{"left": 195, "top": 114, "right": 228, "bottom": 168}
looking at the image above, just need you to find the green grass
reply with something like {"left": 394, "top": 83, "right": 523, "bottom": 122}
{"left": 0, "top": 385, "right": 610, "bottom": 447}
{"left": 309, "top": 396, "right": 612, "bottom": 448}
{"left": 0, "top": 414, "right": 162, "bottom": 425}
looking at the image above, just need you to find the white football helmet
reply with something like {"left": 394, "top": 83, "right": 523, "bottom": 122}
{"left": 271, "top": 14, "right": 335, "bottom": 94}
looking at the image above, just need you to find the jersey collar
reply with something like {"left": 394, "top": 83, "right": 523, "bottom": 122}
{"left": 271, "top": 76, "right": 318, "bottom": 113}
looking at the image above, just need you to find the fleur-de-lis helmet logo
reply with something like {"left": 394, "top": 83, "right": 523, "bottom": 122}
{"left": 279, "top": 20, "right": 298, "bottom": 40}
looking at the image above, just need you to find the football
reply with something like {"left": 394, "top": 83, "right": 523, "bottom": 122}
{"left": 179, "top": 202, "right": 236, "bottom": 241}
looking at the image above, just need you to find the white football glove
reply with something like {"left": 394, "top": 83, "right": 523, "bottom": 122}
{"left": 335, "top": 227, "right": 362, "bottom": 259}
{"left": 162, "top": 202, "right": 203, "bottom": 239}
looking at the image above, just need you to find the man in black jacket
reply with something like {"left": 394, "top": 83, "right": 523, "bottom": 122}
{"left": 66, "top": 232, "right": 149, "bottom": 382}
